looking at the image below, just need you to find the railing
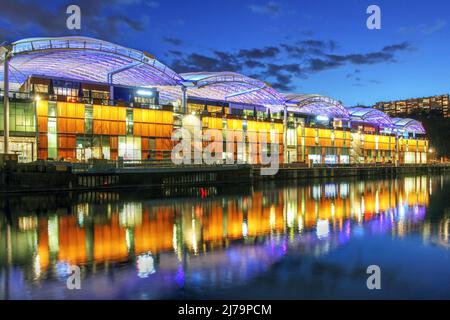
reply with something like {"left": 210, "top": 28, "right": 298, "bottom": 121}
{"left": 70, "top": 159, "right": 250, "bottom": 173}
{"left": 9, "top": 158, "right": 449, "bottom": 174}
{"left": 0, "top": 89, "right": 33, "bottom": 100}
{"left": 274, "top": 162, "right": 446, "bottom": 170}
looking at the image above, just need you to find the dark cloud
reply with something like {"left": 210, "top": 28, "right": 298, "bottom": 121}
{"left": 281, "top": 39, "right": 337, "bottom": 59}
{"left": 0, "top": 0, "right": 63, "bottom": 39}
{"left": 244, "top": 60, "right": 266, "bottom": 68}
{"left": 266, "top": 63, "right": 302, "bottom": 75}
{"left": 163, "top": 37, "right": 183, "bottom": 46}
{"left": 382, "top": 41, "right": 411, "bottom": 52}
{"left": 170, "top": 51, "right": 241, "bottom": 73}
{"left": 308, "top": 41, "right": 413, "bottom": 72}
{"left": 308, "top": 58, "right": 341, "bottom": 72}
{"left": 168, "top": 39, "right": 413, "bottom": 93}
{"left": 262, "top": 63, "right": 304, "bottom": 91}
{"left": 168, "top": 50, "right": 183, "bottom": 56}
{"left": 301, "top": 39, "right": 337, "bottom": 52}
{"left": 271, "top": 75, "right": 295, "bottom": 91}
{"left": 0, "top": 0, "right": 149, "bottom": 41}
{"left": 238, "top": 46, "right": 280, "bottom": 59}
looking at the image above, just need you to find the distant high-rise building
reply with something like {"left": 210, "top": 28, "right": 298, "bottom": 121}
{"left": 374, "top": 94, "right": 449, "bottom": 118}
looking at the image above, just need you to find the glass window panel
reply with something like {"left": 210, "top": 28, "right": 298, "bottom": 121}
{"left": 126, "top": 109, "right": 134, "bottom": 135}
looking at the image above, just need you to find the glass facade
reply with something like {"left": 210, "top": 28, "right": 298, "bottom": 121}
{"left": 0, "top": 100, "right": 36, "bottom": 133}
{"left": 0, "top": 96, "right": 428, "bottom": 165}
{"left": 47, "top": 102, "right": 57, "bottom": 160}
{"left": 119, "top": 136, "right": 141, "bottom": 160}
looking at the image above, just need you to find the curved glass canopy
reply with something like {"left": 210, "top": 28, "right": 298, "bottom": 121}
{"left": 347, "top": 107, "right": 394, "bottom": 128}
{"left": 0, "top": 36, "right": 182, "bottom": 87}
{"left": 391, "top": 118, "right": 426, "bottom": 134}
{"left": 284, "top": 93, "right": 349, "bottom": 119}
{"left": 158, "top": 71, "right": 286, "bottom": 110}
{"left": 0, "top": 37, "right": 428, "bottom": 136}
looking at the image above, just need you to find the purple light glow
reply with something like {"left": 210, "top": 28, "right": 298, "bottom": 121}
{"left": 391, "top": 118, "right": 426, "bottom": 134}
{"left": 347, "top": 107, "right": 394, "bottom": 128}
{"left": 0, "top": 36, "right": 182, "bottom": 87}
{"left": 158, "top": 71, "right": 286, "bottom": 108}
{"left": 285, "top": 94, "right": 350, "bottom": 119}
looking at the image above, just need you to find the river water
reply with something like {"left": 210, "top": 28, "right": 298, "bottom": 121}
{"left": 0, "top": 174, "right": 449, "bottom": 299}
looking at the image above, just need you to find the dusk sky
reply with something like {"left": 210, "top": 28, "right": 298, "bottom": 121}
{"left": 1, "top": 0, "right": 450, "bottom": 106}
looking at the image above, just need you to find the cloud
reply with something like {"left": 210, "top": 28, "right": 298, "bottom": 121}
{"left": 168, "top": 39, "right": 413, "bottom": 93}
{"left": 170, "top": 51, "right": 241, "bottom": 73}
{"left": 262, "top": 63, "right": 304, "bottom": 91}
{"left": 0, "top": 0, "right": 63, "bottom": 36}
{"left": 244, "top": 60, "right": 266, "bottom": 68}
{"left": 383, "top": 41, "right": 412, "bottom": 52}
{"left": 281, "top": 39, "right": 337, "bottom": 59}
{"left": 0, "top": 0, "right": 149, "bottom": 41}
{"left": 308, "top": 58, "right": 341, "bottom": 72}
{"left": 398, "top": 19, "right": 447, "bottom": 35}
{"left": 145, "top": 1, "right": 160, "bottom": 8}
{"left": 168, "top": 50, "right": 183, "bottom": 56}
{"left": 249, "top": 2, "right": 281, "bottom": 17}
{"left": 308, "top": 41, "right": 413, "bottom": 72}
{"left": 163, "top": 37, "right": 183, "bottom": 46}
{"left": 238, "top": 46, "right": 280, "bottom": 59}
{"left": 301, "top": 40, "right": 337, "bottom": 52}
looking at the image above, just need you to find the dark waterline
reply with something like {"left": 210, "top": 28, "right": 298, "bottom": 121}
{"left": 0, "top": 175, "right": 449, "bottom": 299}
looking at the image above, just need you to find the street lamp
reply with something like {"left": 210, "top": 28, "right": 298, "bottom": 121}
{"left": 429, "top": 147, "right": 435, "bottom": 163}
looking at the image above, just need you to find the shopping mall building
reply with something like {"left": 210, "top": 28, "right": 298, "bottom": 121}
{"left": 0, "top": 37, "right": 428, "bottom": 165}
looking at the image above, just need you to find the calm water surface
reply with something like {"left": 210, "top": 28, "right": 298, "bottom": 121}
{"left": 0, "top": 175, "right": 449, "bottom": 299}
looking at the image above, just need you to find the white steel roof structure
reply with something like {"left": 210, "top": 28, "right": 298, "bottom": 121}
{"left": 0, "top": 36, "right": 183, "bottom": 87}
{"left": 284, "top": 94, "right": 349, "bottom": 119}
{"left": 347, "top": 106, "right": 394, "bottom": 128}
{"left": 158, "top": 71, "right": 286, "bottom": 110}
{"left": 391, "top": 117, "right": 426, "bottom": 134}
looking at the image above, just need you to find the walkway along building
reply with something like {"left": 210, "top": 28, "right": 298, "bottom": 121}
{"left": 0, "top": 37, "right": 428, "bottom": 165}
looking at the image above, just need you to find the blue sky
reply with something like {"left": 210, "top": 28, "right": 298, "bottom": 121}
{"left": 1, "top": 0, "right": 450, "bottom": 106}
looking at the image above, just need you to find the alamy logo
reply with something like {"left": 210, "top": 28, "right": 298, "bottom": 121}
{"left": 66, "top": 265, "right": 81, "bottom": 290}
{"left": 366, "top": 265, "right": 381, "bottom": 290}
{"left": 366, "top": 5, "right": 381, "bottom": 30}
{"left": 66, "top": 5, "right": 81, "bottom": 30}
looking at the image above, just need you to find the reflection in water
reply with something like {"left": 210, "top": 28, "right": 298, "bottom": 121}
{"left": 0, "top": 175, "right": 449, "bottom": 299}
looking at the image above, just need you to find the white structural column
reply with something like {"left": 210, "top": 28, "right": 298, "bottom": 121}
{"left": 107, "top": 62, "right": 142, "bottom": 104}
{"left": 181, "top": 85, "right": 187, "bottom": 114}
{"left": 283, "top": 105, "right": 287, "bottom": 163}
{"left": 3, "top": 55, "right": 10, "bottom": 154}
{"left": 109, "top": 85, "right": 114, "bottom": 105}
